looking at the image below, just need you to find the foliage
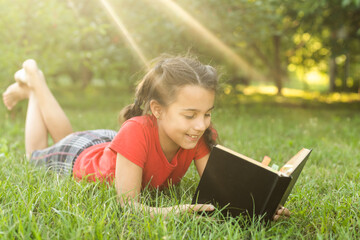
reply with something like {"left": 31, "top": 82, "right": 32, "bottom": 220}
{"left": 1, "top": 0, "right": 360, "bottom": 93}
{"left": 282, "top": 0, "right": 360, "bottom": 92}
{"left": 0, "top": 0, "right": 137, "bottom": 89}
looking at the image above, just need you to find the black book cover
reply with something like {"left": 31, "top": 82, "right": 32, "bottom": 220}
{"left": 192, "top": 145, "right": 311, "bottom": 220}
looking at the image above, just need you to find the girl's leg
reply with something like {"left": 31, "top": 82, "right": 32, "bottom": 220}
{"left": 23, "top": 60, "right": 73, "bottom": 145}
{"left": 25, "top": 91, "right": 48, "bottom": 156}
{"left": 3, "top": 59, "right": 73, "bottom": 157}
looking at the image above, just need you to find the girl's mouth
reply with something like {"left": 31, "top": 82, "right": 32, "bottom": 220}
{"left": 186, "top": 134, "right": 199, "bottom": 141}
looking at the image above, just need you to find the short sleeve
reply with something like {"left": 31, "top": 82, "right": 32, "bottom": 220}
{"left": 108, "top": 120, "right": 148, "bottom": 168}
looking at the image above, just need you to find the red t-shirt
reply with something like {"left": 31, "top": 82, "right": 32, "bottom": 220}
{"left": 73, "top": 115, "right": 210, "bottom": 189}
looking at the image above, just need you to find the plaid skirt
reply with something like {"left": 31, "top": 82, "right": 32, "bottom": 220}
{"left": 30, "top": 129, "right": 117, "bottom": 175}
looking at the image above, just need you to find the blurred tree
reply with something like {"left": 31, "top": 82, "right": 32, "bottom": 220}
{"left": 0, "top": 0, "right": 73, "bottom": 85}
{"left": 283, "top": 0, "right": 360, "bottom": 93}
{"left": 0, "top": 0, "right": 141, "bottom": 88}
{"left": 173, "top": 0, "right": 302, "bottom": 95}
{"left": 57, "top": 0, "right": 139, "bottom": 88}
{"left": 173, "top": 0, "right": 360, "bottom": 94}
{"left": 1, "top": 0, "right": 359, "bottom": 94}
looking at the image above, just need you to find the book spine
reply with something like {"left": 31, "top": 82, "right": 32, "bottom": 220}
{"left": 259, "top": 176, "right": 279, "bottom": 215}
{"left": 260, "top": 176, "right": 292, "bottom": 221}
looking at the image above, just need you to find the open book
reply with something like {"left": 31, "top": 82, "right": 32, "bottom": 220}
{"left": 192, "top": 145, "right": 312, "bottom": 221}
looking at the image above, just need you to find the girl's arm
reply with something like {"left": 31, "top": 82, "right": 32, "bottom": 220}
{"left": 115, "top": 153, "right": 214, "bottom": 217}
{"left": 194, "top": 153, "right": 210, "bottom": 177}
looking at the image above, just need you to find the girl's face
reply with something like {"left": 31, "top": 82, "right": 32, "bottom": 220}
{"left": 156, "top": 85, "right": 215, "bottom": 156}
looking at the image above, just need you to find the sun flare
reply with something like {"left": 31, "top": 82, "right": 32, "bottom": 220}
{"left": 152, "top": 0, "right": 265, "bottom": 81}
{"left": 99, "top": 0, "right": 150, "bottom": 69}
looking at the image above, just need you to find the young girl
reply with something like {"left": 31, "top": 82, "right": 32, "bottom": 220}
{"left": 3, "top": 57, "right": 289, "bottom": 219}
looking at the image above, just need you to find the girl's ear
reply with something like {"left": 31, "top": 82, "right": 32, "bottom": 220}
{"left": 150, "top": 100, "right": 163, "bottom": 119}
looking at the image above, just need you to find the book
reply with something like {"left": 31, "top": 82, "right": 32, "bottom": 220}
{"left": 192, "top": 144, "right": 312, "bottom": 221}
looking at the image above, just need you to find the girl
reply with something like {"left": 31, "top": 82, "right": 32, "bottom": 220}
{"left": 3, "top": 57, "right": 289, "bottom": 219}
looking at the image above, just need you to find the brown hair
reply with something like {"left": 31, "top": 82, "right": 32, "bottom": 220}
{"left": 119, "top": 55, "right": 218, "bottom": 148}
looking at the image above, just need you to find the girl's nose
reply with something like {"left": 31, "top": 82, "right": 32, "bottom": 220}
{"left": 194, "top": 117, "right": 207, "bottom": 131}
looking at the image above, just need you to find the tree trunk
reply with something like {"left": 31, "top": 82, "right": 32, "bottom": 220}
{"left": 329, "top": 56, "right": 336, "bottom": 92}
{"left": 343, "top": 52, "right": 350, "bottom": 90}
{"left": 80, "top": 64, "right": 93, "bottom": 89}
{"left": 273, "top": 35, "right": 282, "bottom": 95}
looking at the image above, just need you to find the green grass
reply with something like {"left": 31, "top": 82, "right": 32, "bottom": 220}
{"left": 1, "top": 86, "right": 359, "bottom": 239}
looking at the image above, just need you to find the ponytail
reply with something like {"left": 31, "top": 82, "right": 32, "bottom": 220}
{"left": 118, "top": 101, "right": 143, "bottom": 125}
{"left": 118, "top": 65, "right": 163, "bottom": 125}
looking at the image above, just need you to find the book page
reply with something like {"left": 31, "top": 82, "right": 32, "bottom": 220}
{"left": 216, "top": 145, "right": 279, "bottom": 174}
{"left": 280, "top": 148, "right": 312, "bottom": 176}
{"left": 216, "top": 145, "right": 311, "bottom": 177}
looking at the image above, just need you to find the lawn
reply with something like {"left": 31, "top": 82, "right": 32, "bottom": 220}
{"left": 1, "top": 86, "right": 359, "bottom": 239}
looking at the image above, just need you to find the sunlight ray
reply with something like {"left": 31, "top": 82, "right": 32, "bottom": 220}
{"left": 99, "top": 0, "right": 150, "bottom": 69}
{"left": 152, "top": 0, "right": 265, "bottom": 81}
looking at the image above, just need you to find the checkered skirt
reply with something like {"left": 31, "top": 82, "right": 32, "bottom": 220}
{"left": 30, "top": 129, "right": 117, "bottom": 175}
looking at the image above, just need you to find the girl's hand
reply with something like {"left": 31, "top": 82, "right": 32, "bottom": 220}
{"left": 177, "top": 204, "right": 215, "bottom": 214}
{"left": 149, "top": 204, "right": 215, "bottom": 218}
{"left": 273, "top": 205, "right": 291, "bottom": 221}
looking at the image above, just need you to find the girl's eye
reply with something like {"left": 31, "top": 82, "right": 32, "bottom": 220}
{"left": 184, "top": 115, "right": 195, "bottom": 119}
{"left": 205, "top": 113, "right": 212, "bottom": 117}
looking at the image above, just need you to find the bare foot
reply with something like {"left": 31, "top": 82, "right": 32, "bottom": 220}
{"left": 2, "top": 82, "right": 30, "bottom": 110}
{"left": 22, "top": 59, "right": 45, "bottom": 88}
{"left": 14, "top": 68, "right": 27, "bottom": 85}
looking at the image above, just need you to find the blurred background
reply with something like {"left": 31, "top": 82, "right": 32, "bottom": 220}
{"left": 0, "top": 0, "right": 359, "bottom": 103}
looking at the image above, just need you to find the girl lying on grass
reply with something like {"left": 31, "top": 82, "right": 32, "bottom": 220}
{"left": 3, "top": 57, "right": 289, "bottom": 220}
